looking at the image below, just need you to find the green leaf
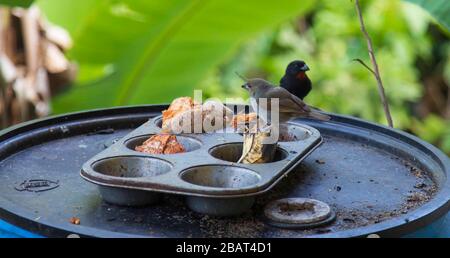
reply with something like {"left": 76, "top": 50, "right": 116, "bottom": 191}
{"left": 404, "top": 0, "right": 450, "bottom": 31}
{"left": 38, "top": 0, "right": 315, "bottom": 113}
{"left": 0, "top": 0, "right": 34, "bottom": 7}
{"left": 37, "top": 0, "right": 104, "bottom": 38}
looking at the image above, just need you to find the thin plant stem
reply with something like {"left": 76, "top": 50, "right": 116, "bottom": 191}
{"left": 354, "top": 0, "right": 394, "bottom": 127}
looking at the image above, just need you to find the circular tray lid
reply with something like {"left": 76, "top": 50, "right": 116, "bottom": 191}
{"left": 0, "top": 105, "right": 448, "bottom": 238}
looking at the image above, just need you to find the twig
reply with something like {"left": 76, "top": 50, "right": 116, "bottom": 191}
{"left": 234, "top": 71, "right": 248, "bottom": 82}
{"left": 352, "top": 58, "right": 375, "bottom": 75}
{"left": 354, "top": 0, "right": 393, "bottom": 127}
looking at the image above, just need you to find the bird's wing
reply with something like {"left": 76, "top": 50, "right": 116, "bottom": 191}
{"left": 265, "top": 87, "right": 311, "bottom": 114}
{"left": 288, "top": 91, "right": 311, "bottom": 112}
{"left": 265, "top": 87, "right": 293, "bottom": 99}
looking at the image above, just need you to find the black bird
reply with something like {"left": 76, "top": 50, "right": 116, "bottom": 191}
{"left": 280, "top": 60, "right": 311, "bottom": 100}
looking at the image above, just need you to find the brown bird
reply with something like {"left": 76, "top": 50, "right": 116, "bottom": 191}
{"left": 241, "top": 78, "right": 330, "bottom": 124}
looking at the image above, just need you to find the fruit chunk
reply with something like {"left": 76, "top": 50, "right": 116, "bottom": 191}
{"left": 161, "top": 97, "right": 199, "bottom": 130}
{"left": 231, "top": 112, "right": 258, "bottom": 128}
{"left": 135, "top": 134, "right": 185, "bottom": 154}
{"left": 161, "top": 97, "right": 233, "bottom": 133}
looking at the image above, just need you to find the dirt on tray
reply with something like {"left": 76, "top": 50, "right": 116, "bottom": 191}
{"left": 237, "top": 146, "right": 437, "bottom": 236}
{"left": 274, "top": 161, "right": 436, "bottom": 236}
{"left": 164, "top": 172, "right": 436, "bottom": 238}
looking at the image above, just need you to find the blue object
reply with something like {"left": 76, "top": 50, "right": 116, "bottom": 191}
{"left": 404, "top": 212, "right": 450, "bottom": 238}
{"left": 0, "top": 219, "right": 41, "bottom": 238}
{"left": 1, "top": 212, "right": 449, "bottom": 238}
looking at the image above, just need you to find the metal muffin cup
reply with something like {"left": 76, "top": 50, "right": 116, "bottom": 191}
{"left": 153, "top": 116, "right": 163, "bottom": 128}
{"left": 179, "top": 165, "right": 262, "bottom": 216}
{"left": 209, "top": 143, "right": 288, "bottom": 163}
{"left": 92, "top": 156, "right": 172, "bottom": 206}
{"left": 278, "top": 123, "right": 312, "bottom": 142}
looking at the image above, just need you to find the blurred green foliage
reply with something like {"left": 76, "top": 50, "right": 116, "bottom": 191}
{"left": 20, "top": 0, "right": 450, "bottom": 154}
{"left": 199, "top": 0, "right": 450, "bottom": 154}
{"left": 37, "top": 0, "right": 315, "bottom": 111}
{"left": 405, "top": 0, "right": 450, "bottom": 31}
{"left": 0, "top": 0, "right": 34, "bottom": 8}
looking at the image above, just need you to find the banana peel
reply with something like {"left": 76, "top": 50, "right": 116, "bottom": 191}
{"left": 238, "top": 130, "right": 277, "bottom": 164}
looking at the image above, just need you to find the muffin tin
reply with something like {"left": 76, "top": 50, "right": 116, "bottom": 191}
{"left": 80, "top": 115, "right": 322, "bottom": 216}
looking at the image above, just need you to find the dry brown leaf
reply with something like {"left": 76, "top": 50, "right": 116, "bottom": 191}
{"left": 0, "top": 6, "right": 75, "bottom": 128}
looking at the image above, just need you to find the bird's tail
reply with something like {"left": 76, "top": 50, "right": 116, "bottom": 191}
{"left": 308, "top": 109, "right": 331, "bottom": 121}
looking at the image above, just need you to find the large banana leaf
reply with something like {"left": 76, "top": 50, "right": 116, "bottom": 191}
{"left": 0, "top": 0, "right": 34, "bottom": 7}
{"left": 405, "top": 0, "right": 450, "bottom": 31}
{"left": 37, "top": 0, "right": 315, "bottom": 113}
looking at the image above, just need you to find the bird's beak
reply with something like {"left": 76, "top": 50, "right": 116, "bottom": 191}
{"left": 301, "top": 64, "right": 310, "bottom": 71}
{"left": 241, "top": 83, "right": 249, "bottom": 90}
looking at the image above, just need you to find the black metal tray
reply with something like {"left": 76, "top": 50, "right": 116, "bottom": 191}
{"left": 0, "top": 105, "right": 448, "bottom": 237}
